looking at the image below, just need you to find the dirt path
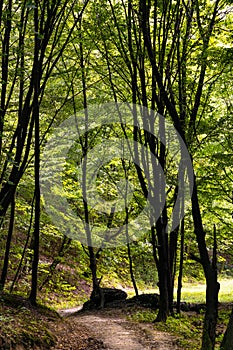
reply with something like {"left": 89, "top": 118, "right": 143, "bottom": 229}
{"left": 77, "top": 312, "right": 179, "bottom": 350}
{"left": 54, "top": 307, "right": 181, "bottom": 350}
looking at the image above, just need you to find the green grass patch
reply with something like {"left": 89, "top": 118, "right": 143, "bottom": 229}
{"left": 128, "top": 308, "right": 203, "bottom": 349}
{"left": 179, "top": 278, "right": 233, "bottom": 304}
{"left": 218, "top": 279, "right": 233, "bottom": 303}
{"left": 39, "top": 288, "right": 88, "bottom": 310}
{"left": 127, "top": 303, "right": 232, "bottom": 349}
{"left": 141, "top": 278, "right": 233, "bottom": 304}
{"left": 155, "top": 313, "right": 203, "bottom": 349}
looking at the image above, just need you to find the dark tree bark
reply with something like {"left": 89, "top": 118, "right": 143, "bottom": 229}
{"left": 86, "top": 1, "right": 222, "bottom": 344}
{"left": 0, "top": 196, "right": 15, "bottom": 291}
{"left": 127, "top": 241, "right": 139, "bottom": 296}
{"left": 138, "top": 0, "right": 221, "bottom": 346}
{"left": 0, "top": 0, "right": 12, "bottom": 157}
{"left": 122, "top": 158, "right": 139, "bottom": 297}
{"left": 177, "top": 218, "right": 185, "bottom": 314}
{"left": 221, "top": 309, "right": 233, "bottom": 350}
{"left": 79, "top": 17, "right": 99, "bottom": 294}
{"left": 155, "top": 218, "right": 169, "bottom": 322}
{"left": 29, "top": 2, "right": 40, "bottom": 305}
{"left": 10, "top": 195, "right": 35, "bottom": 293}
{"left": 192, "top": 181, "right": 220, "bottom": 350}
{"left": 169, "top": 226, "right": 178, "bottom": 314}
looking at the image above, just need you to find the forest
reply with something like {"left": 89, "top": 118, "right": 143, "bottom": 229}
{"left": 0, "top": 0, "right": 232, "bottom": 349}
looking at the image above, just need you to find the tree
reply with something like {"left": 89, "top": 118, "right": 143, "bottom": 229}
{"left": 79, "top": 0, "right": 231, "bottom": 347}
{"left": 0, "top": 0, "right": 90, "bottom": 301}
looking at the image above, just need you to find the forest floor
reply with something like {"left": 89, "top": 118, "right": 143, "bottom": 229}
{"left": 1, "top": 280, "right": 232, "bottom": 349}
{"left": 51, "top": 305, "right": 181, "bottom": 350}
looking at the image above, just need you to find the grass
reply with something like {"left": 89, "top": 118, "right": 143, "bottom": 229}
{"left": 1, "top": 278, "right": 232, "bottom": 349}
{"left": 140, "top": 278, "right": 233, "bottom": 304}
{"left": 0, "top": 292, "right": 58, "bottom": 349}
{"left": 129, "top": 307, "right": 232, "bottom": 350}
{"left": 178, "top": 278, "right": 233, "bottom": 303}
{"left": 39, "top": 277, "right": 233, "bottom": 311}
{"left": 39, "top": 289, "right": 88, "bottom": 310}
{"left": 128, "top": 278, "right": 233, "bottom": 350}
{"left": 128, "top": 308, "right": 203, "bottom": 349}
{"left": 128, "top": 303, "right": 231, "bottom": 350}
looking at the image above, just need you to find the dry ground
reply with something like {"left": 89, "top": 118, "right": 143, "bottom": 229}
{"left": 51, "top": 306, "right": 182, "bottom": 350}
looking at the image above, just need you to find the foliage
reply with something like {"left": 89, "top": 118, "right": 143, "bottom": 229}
{"left": 0, "top": 0, "right": 232, "bottom": 347}
{"left": 128, "top": 306, "right": 232, "bottom": 350}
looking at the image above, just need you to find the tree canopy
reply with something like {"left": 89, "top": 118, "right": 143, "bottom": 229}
{"left": 0, "top": 1, "right": 232, "bottom": 349}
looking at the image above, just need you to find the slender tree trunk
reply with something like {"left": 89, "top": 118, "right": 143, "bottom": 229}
{"left": 0, "top": 195, "right": 15, "bottom": 290}
{"left": 168, "top": 227, "right": 178, "bottom": 314}
{"left": 151, "top": 225, "right": 159, "bottom": 269}
{"left": 121, "top": 157, "right": 139, "bottom": 296}
{"left": 127, "top": 241, "right": 139, "bottom": 296}
{"left": 79, "top": 18, "right": 98, "bottom": 293}
{"left": 192, "top": 180, "right": 220, "bottom": 350}
{"left": 29, "top": 3, "right": 40, "bottom": 305}
{"left": 125, "top": 193, "right": 138, "bottom": 296}
{"left": 154, "top": 113, "right": 170, "bottom": 321}
{"left": 10, "top": 195, "right": 34, "bottom": 293}
{"left": 0, "top": 0, "right": 12, "bottom": 157}
{"left": 155, "top": 218, "right": 169, "bottom": 322}
{"left": 221, "top": 309, "right": 233, "bottom": 350}
{"left": 177, "top": 218, "right": 185, "bottom": 313}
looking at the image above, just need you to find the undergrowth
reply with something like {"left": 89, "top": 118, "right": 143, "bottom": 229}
{"left": 0, "top": 292, "right": 58, "bottom": 349}
{"left": 127, "top": 306, "right": 231, "bottom": 350}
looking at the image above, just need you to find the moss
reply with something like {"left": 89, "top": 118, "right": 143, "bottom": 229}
{"left": 0, "top": 292, "right": 57, "bottom": 349}
{"left": 128, "top": 308, "right": 203, "bottom": 349}
{"left": 127, "top": 305, "right": 231, "bottom": 350}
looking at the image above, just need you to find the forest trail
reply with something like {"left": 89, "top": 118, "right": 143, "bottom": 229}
{"left": 53, "top": 307, "right": 181, "bottom": 350}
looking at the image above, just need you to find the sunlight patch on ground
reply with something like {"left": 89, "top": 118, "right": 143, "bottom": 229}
{"left": 138, "top": 279, "right": 233, "bottom": 303}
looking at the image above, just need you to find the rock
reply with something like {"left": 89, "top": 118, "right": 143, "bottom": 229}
{"left": 173, "top": 301, "right": 190, "bottom": 311}
{"left": 189, "top": 303, "right": 206, "bottom": 313}
{"left": 173, "top": 301, "right": 206, "bottom": 313}
{"left": 126, "top": 293, "right": 160, "bottom": 309}
{"left": 82, "top": 299, "right": 98, "bottom": 310}
{"left": 83, "top": 288, "right": 127, "bottom": 309}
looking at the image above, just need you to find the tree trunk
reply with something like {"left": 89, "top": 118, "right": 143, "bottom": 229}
{"left": 192, "top": 180, "right": 220, "bottom": 350}
{"left": 202, "top": 270, "right": 219, "bottom": 349}
{"left": 10, "top": 195, "right": 34, "bottom": 292}
{"left": 79, "top": 19, "right": 99, "bottom": 295}
{"left": 29, "top": 4, "right": 40, "bottom": 305}
{"left": 0, "top": 196, "right": 15, "bottom": 290}
{"left": 127, "top": 242, "right": 139, "bottom": 296}
{"left": 177, "top": 218, "right": 185, "bottom": 314}
{"left": 155, "top": 218, "right": 169, "bottom": 322}
{"left": 169, "top": 227, "right": 178, "bottom": 314}
{"left": 221, "top": 308, "right": 233, "bottom": 350}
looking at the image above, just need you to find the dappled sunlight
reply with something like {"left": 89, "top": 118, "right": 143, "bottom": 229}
{"left": 139, "top": 279, "right": 233, "bottom": 304}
